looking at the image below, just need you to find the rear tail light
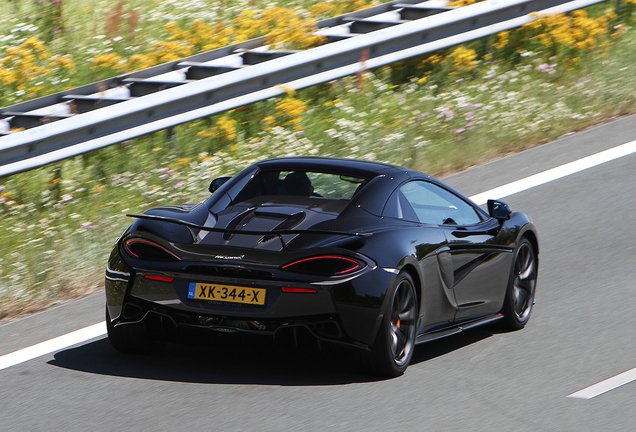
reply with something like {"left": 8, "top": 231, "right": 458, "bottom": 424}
{"left": 281, "top": 255, "right": 364, "bottom": 276}
{"left": 281, "top": 287, "right": 317, "bottom": 293}
{"left": 124, "top": 239, "right": 181, "bottom": 262}
{"left": 144, "top": 275, "right": 175, "bottom": 282}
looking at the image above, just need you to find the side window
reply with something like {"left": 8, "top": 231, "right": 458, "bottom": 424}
{"left": 399, "top": 181, "right": 482, "bottom": 226}
{"left": 383, "top": 189, "right": 419, "bottom": 222}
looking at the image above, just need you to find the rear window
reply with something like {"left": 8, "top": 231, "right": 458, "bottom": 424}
{"left": 234, "top": 170, "right": 369, "bottom": 203}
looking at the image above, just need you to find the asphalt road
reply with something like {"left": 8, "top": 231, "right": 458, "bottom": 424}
{"left": 1, "top": 115, "right": 636, "bottom": 431}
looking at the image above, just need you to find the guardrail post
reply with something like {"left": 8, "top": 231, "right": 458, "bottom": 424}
{"left": 49, "top": 165, "right": 63, "bottom": 202}
{"left": 166, "top": 127, "right": 177, "bottom": 150}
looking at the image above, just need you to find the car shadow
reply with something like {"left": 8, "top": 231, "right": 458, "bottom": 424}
{"left": 410, "top": 325, "right": 500, "bottom": 365}
{"left": 47, "top": 326, "right": 498, "bottom": 385}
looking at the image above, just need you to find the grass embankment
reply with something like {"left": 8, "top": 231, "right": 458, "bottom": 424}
{"left": 0, "top": 0, "right": 635, "bottom": 320}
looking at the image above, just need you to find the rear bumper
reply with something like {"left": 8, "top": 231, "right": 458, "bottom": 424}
{"left": 110, "top": 297, "right": 362, "bottom": 349}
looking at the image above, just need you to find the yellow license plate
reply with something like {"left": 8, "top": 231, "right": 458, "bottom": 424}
{"left": 187, "top": 283, "right": 266, "bottom": 305}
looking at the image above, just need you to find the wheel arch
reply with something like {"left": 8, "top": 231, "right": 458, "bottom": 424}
{"left": 520, "top": 226, "right": 539, "bottom": 256}
{"left": 399, "top": 263, "right": 422, "bottom": 312}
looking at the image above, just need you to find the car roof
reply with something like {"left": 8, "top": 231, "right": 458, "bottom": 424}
{"left": 255, "top": 156, "right": 423, "bottom": 179}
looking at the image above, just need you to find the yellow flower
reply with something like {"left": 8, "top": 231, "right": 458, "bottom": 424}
{"left": 0, "top": 69, "right": 18, "bottom": 85}
{"left": 263, "top": 115, "right": 275, "bottom": 123}
{"left": 197, "top": 130, "right": 217, "bottom": 139}
{"left": 311, "top": 2, "right": 335, "bottom": 17}
{"left": 148, "top": 41, "right": 193, "bottom": 63}
{"left": 128, "top": 54, "right": 155, "bottom": 71}
{"left": 50, "top": 56, "right": 76, "bottom": 72}
{"left": 91, "top": 53, "right": 126, "bottom": 72}
{"left": 276, "top": 97, "right": 307, "bottom": 118}
{"left": 422, "top": 53, "right": 443, "bottom": 67}
{"left": 276, "top": 84, "right": 296, "bottom": 96}
{"left": 494, "top": 31, "right": 509, "bottom": 50}
{"left": 215, "top": 116, "right": 237, "bottom": 141}
{"left": 448, "top": 46, "right": 478, "bottom": 74}
{"left": 265, "top": 16, "right": 325, "bottom": 49}
{"left": 0, "top": 37, "right": 58, "bottom": 98}
{"left": 275, "top": 97, "right": 307, "bottom": 129}
{"left": 448, "top": 0, "right": 482, "bottom": 6}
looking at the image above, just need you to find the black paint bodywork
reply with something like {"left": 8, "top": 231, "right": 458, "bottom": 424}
{"left": 106, "top": 157, "right": 538, "bottom": 350}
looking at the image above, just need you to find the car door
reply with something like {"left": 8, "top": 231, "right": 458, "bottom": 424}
{"left": 399, "top": 180, "right": 511, "bottom": 321}
{"left": 382, "top": 186, "right": 457, "bottom": 331}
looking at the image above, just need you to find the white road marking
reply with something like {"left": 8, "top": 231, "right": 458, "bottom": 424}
{"left": 0, "top": 322, "right": 106, "bottom": 371}
{"left": 2, "top": 138, "right": 636, "bottom": 376}
{"left": 568, "top": 367, "right": 636, "bottom": 399}
{"left": 469, "top": 139, "right": 636, "bottom": 205}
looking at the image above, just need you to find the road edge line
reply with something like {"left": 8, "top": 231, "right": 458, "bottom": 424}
{"left": 0, "top": 322, "right": 106, "bottom": 371}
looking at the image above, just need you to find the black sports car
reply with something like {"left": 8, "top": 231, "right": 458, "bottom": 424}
{"left": 105, "top": 157, "right": 538, "bottom": 376}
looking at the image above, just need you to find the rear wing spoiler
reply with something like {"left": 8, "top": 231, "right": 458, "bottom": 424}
{"left": 127, "top": 213, "right": 370, "bottom": 249}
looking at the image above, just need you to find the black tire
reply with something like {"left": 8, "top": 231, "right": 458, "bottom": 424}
{"left": 500, "top": 238, "right": 537, "bottom": 330}
{"left": 367, "top": 272, "right": 418, "bottom": 377}
{"left": 105, "top": 305, "right": 166, "bottom": 354}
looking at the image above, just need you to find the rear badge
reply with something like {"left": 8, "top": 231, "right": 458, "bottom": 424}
{"left": 214, "top": 255, "right": 245, "bottom": 260}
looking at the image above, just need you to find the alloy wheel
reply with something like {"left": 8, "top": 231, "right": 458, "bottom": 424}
{"left": 512, "top": 242, "right": 537, "bottom": 321}
{"left": 389, "top": 279, "right": 417, "bottom": 367}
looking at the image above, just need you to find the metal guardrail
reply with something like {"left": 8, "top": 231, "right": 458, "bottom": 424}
{"left": 0, "top": 0, "right": 605, "bottom": 177}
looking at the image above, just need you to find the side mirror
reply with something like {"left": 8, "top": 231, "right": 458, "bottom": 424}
{"left": 209, "top": 176, "right": 231, "bottom": 193}
{"left": 487, "top": 199, "right": 512, "bottom": 221}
